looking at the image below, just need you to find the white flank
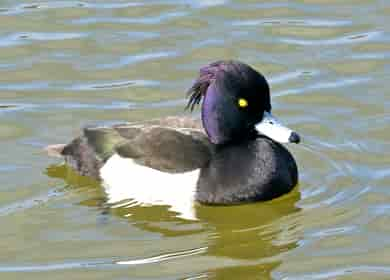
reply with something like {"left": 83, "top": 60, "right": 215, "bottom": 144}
{"left": 100, "top": 154, "right": 200, "bottom": 220}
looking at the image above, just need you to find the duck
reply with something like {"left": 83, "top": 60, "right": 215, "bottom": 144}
{"left": 47, "top": 60, "right": 300, "bottom": 219}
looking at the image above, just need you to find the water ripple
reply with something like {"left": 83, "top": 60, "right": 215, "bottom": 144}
{"left": 233, "top": 19, "right": 351, "bottom": 27}
{"left": 274, "top": 77, "right": 371, "bottom": 97}
{"left": 117, "top": 247, "right": 207, "bottom": 265}
{"left": 71, "top": 11, "right": 188, "bottom": 25}
{"left": 282, "top": 31, "right": 383, "bottom": 46}
{"left": 281, "top": 266, "right": 390, "bottom": 280}
{"left": 0, "top": 80, "right": 159, "bottom": 92}
{"left": 0, "top": 247, "right": 207, "bottom": 272}
{"left": 0, "top": 2, "right": 83, "bottom": 15}
{"left": 0, "top": 189, "right": 62, "bottom": 217}
{"left": 0, "top": 32, "right": 87, "bottom": 48}
{"left": 269, "top": 70, "right": 319, "bottom": 85}
{"left": 98, "top": 51, "right": 178, "bottom": 70}
{"left": 70, "top": 80, "right": 160, "bottom": 91}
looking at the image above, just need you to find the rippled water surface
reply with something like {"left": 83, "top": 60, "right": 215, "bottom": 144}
{"left": 1, "top": 0, "right": 390, "bottom": 279}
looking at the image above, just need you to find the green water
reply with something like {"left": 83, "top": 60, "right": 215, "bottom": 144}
{"left": 1, "top": 1, "right": 390, "bottom": 279}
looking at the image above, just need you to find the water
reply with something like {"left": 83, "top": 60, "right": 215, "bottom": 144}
{"left": 1, "top": 0, "right": 389, "bottom": 279}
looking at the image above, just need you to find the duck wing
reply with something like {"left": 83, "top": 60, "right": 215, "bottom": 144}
{"left": 59, "top": 117, "right": 211, "bottom": 179}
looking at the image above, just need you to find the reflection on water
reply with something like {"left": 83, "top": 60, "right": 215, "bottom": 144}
{"left": 1, "top": 0, "right": 390, "bottom": 279}
{"left": 46, "top": 164, "right": 302, "bottom": 278}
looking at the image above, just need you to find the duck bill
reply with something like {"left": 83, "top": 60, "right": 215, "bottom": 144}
{"left": 255, "top": 112, "right": 300, "bottom": 144}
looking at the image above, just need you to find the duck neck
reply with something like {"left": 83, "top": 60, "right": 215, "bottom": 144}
{"left": 211, "top": 128, "right": 258, "bottom": 149}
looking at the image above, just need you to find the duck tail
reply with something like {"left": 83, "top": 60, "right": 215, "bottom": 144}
{"left": 44, "top": 144, "right": 66, "bottom": 158}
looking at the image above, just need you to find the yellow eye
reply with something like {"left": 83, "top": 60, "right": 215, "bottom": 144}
{"left": 238, "top": 98, "right": 248, "bottom": 108}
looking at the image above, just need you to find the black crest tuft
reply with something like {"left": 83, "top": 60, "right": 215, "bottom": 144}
{"left": 185, "top": 60, "right": 271, "bottom": 112}
{"left": 185, "top": 61, "right": 230, "bottom": 111}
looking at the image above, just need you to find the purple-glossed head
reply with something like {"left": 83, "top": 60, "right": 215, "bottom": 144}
{"left": 186, "top": 60, "right": 300, "bottom": 145}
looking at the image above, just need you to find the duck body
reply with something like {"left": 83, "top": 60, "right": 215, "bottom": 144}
{"left": 59, "top": 117, "right": 297, "bottom": 204}
{"left": 49, "top": 60, "right": 300, "bottom": 217}
{"left": 197, "top": 136, "right": 297, "bottom": 204}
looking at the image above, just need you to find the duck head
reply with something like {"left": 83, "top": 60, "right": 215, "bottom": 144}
{"left": 187, "top": 60, "right": 300, "bottom": 145}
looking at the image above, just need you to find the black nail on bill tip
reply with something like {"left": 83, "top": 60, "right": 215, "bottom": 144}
{"left": 289, "top": 131, "right": 301, "bottom": 144}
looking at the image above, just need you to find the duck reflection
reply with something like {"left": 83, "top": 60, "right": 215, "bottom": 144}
{"left": 46, "top": 164, "right": 302, "bottom": 279}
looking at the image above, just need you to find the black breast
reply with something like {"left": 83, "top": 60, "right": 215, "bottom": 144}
{"left": 196, "top": 137, "right": 298, "bottom": 204}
